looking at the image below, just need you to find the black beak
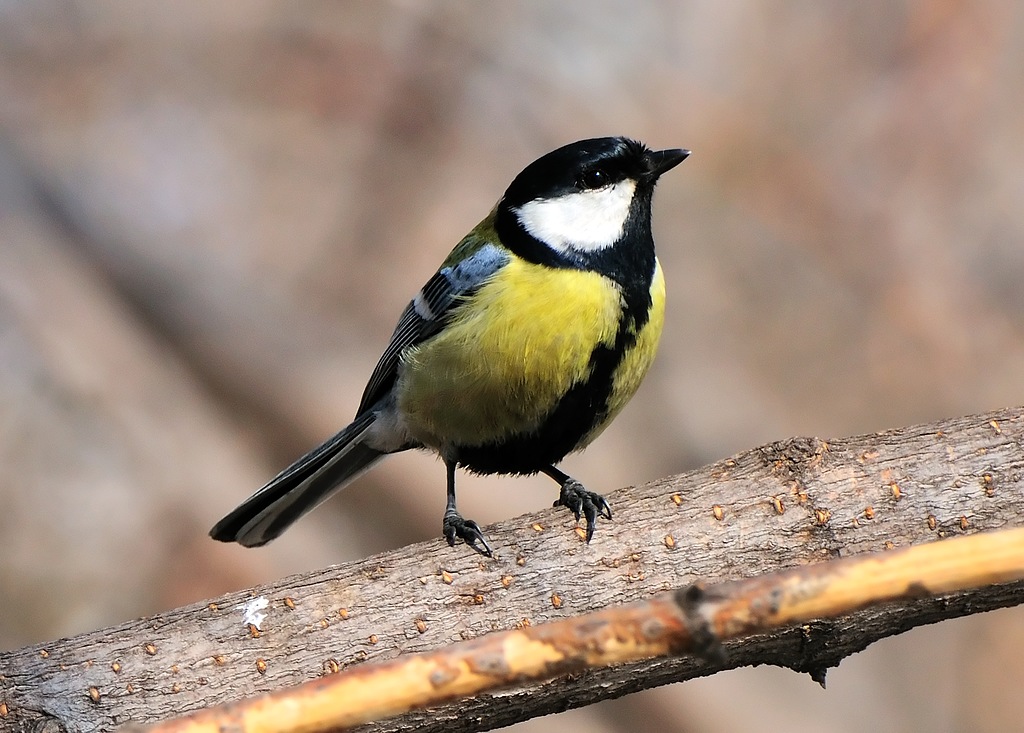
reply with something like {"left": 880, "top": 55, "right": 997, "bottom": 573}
{"left": 646, "top": 148, "right": 690, "bottom": 180}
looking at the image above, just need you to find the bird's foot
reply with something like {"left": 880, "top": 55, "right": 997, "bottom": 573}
{"left": 443, "top": 510, "right": 493, "bottom": 557}
{"left": 553, "top": 479, "right": 612, "bottom": 542}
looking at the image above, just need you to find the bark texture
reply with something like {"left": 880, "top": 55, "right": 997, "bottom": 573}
{"left": 2, "top": 406, "right": 1023, "bottom": 733}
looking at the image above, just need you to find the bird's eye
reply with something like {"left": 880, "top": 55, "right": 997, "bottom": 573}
{"left": 579, "top": 168, "right": 608, "bottom": 190}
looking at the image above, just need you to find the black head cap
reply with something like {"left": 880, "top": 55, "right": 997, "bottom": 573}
{"left": 501, "top": 137, "right": 690, "bottom": 209}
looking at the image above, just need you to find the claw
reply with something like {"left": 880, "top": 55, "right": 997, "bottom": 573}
{"left": 443, "top": 511, "right": 493, "bottom": 557}
{"left": 554, "top": 479, "right": 612, "bottom": 543}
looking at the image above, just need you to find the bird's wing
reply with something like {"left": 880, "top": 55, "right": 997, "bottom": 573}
{"left": 356, "top": 239, "right": 510, "bottom": 414}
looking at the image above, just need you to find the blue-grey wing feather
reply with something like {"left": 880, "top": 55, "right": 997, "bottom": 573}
{"left": 356, "top": 243, "right": 510, "bottom": 414}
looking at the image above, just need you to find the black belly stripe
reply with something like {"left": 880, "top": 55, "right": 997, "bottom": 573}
{"left": 455, "top": 291, "right": 647, "bottom": 476}
{"left": 464, "top": 192, "right": 659, "bottom": 475}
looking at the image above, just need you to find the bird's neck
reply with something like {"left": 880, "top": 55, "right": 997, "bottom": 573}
{"left": 494, "top": 195, "right": 658, "bottom": 324}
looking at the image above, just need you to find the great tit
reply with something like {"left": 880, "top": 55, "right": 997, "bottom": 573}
{"left": 211, "top": 137, "right": 688, "bottom": 556}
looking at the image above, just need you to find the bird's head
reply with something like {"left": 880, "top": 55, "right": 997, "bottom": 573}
{"left": 496, "top": 137, "right": 689, "bottom": 262}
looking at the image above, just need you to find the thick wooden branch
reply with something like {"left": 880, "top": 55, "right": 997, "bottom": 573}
{"left": 3, "top": 406, "right": 1024, "bottom": 733}
{"left": 133, "top": 527, "right": 1024, "bottom": 733}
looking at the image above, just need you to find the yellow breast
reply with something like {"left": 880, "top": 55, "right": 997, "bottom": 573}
{"left": 397, "top": 257, "right": 665, "bottom": 451}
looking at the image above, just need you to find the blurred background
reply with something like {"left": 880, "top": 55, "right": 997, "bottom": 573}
{"left": 2, "top": 2, "right": 1023, "bottom": 731}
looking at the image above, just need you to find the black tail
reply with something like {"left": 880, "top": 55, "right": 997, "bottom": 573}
{"left": 210, "top": 412, "right": 383, "bottom": 547}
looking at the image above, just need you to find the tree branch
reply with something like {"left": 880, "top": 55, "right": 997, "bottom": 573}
{"left": 3, "top": 406, "right": 1024, "bottom": 733}
{"left": 130, "top": 527, "right": 1024, "bottom": 733}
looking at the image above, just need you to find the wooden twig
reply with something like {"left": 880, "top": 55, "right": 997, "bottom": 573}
{"left": 132, "top": 526, "right": 1024, "bottom": 732}
{"left": 3, "top": 407, "right": 1024, "bottom": 733}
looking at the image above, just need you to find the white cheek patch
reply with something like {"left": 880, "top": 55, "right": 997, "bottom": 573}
{"left": 515, "top": 180, "right": 636, "bottom": 253}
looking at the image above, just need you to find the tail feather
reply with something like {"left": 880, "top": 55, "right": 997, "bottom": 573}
{"left": 210, "top": 412, "right": 383, "bottom": 547}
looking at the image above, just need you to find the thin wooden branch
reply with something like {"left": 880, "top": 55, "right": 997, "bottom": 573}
{"left": 3, "top": 406, "right": 1024, "bottom": 733}
{"left": 130, "top": 526, "right": 1024, "bottom": 733}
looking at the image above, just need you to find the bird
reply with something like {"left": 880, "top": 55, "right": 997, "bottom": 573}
{"left": 210, "top": 137, "right": 688, "bottom": 556}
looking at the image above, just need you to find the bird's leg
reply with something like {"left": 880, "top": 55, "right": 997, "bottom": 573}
{"left": 543, "top": 465, "right": 612, "bottom": 543}
{"left": 441, "top": 460, "right": 493, "bottom": 556}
